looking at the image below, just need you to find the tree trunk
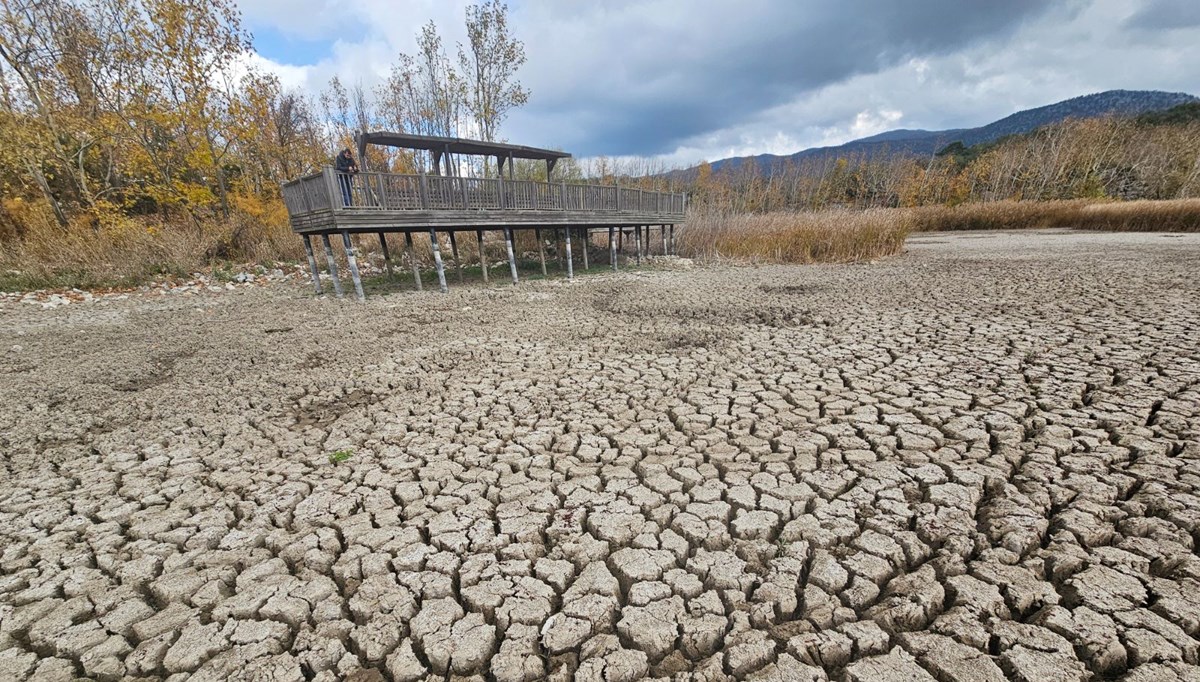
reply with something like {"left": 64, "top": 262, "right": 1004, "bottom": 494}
{"left": 25, "top": 160, "right": 69, "bottom": 229}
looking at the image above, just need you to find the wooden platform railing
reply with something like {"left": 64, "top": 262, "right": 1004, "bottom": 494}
{"left": 282, "top": 167, "right": 686, "bottom": 217}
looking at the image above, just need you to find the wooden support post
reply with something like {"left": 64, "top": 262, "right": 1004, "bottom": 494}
{"left": 320, "top": 234, "right": 344, "bottom": 299}
{"left": 609, "top": 227, "right": 617, "bottom": 271}
{"left": 505, "top": 228, "right": 519, "bottom": 285}
{"left": 635, "top": 225, "right": 642, "bottom": 265}
{"left": 477, "top": 230, "right": 489, "bottom": 284}
{"left": 618, "top": 227, "right": 623, "bottom": 253}
{"left": 378, "top": 232, "right": 393, "bottom": 277}
{"left": 341, "top": 231, "right": 365, "bottom": 300}
{"left": 405, "top": 232, "right": 422, "bottom": 291}
{"left": 564, "top": 228, "right": 574, "bottom": 280}
{"left": 430, "top": 229, "right": 448, "bottom": 294}
{"left": 555, "top": 229, "right": 564, "bottom": 271}
{"left": 536, "top": 227, "right": 547, "bottom": 276}
{"left": 302, "top": 235, "right": 322, "bottom": 294}
{"left": 670, "top": 225, "right": 676, "bottom": 255}
{"left": 449, "top": 231, "right": 464, "bottom": 282}
{"left": 660, "top": 224, "right": 667, "bottom": 255}
{"left": 581, "top": 228, "right": 589, "bottom": 270}
{"left": 644, "top": 225, "right": 650, "bottom": 254}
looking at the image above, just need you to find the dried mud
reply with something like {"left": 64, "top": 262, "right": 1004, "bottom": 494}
{"left": 2, "top": 229, "right": 1199, "bottom": 681}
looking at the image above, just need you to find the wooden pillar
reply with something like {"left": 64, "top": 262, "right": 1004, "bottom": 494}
{"left": 320, "top": 234, "right": 344, "bottom": 299}
{"left": 670, "top": 225, "right": 676, "bottom": 255}
{"left": 581, "top": 228, "right": 589, "bottom": 270}
{"left": 555, "top": 229, "right": 564, "bottom": 271}
{"left": 341, "top": 231, "right": 365, "bottom": 300}
{"left": 430, "top": 229, "right": 448, "bottom": 294}
{"left": 635, "top": 225, "right": 642, "bottom": 265}
{"left": 477, "top": 230, "right": 489, "bottom": 284}
{"left": 505, "top": 227, "right": 519, "bottom": 285}
{"left": 302, "top": 235, "right": 322, "bottom": 294}
{"left": 609, "top": 227, "right": 617, "bottom": 271}
{"left": 404, "top": 232, "right": 422, "bottom": 291}
{"left": 618, "top": 227, "right": 623, "bottom": 253}
{"left": 644, "top": 225, "right": 651, "bottom": 254}
{"left": 378, "top": 232, "right": 393, "bottom": 277}
{"left": 564, "top": 228, "right": 574, "bottom": 280}
{"left": 449, "top": 231, "right": 464, "bottom": 282}
{"left": 536, "top": 227, "right": 547, "bottom": 276}
{"left": 660, "top": 224, "right": 667, "bottom": 256}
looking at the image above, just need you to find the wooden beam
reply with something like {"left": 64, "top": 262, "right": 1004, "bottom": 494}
{"left": 341, "top": 230, "right": 365, "bottom": 300}
{"left": 504, "top": 227, "right": 519, "bottom": 285}
{"left": 564, "top": 228, "right": 573, "bottom": 280}
{"left": 405, "top": 232, "right": 422, "bottom": 291}
{"left": 320, "top": 234, "right": 344, "bottom": 298}
{"left": 302, "top": 235, "right": 322, "bottom": 294}
{"left": 448, "top": 230, "right": 464, "bottom": 282}
{"left": 536, "top": 227, "right": 547, "bottom": 276}
{"left": 477, "top": 229, "right": 489, "bottom": 284}
{"left": 378, "top": 232, "right": 393, "bottom": 277}
{"left": 430, "top": 229, "right": 448, "bottom": 294}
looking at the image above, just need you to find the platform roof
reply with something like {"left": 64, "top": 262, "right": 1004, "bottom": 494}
{"left": 356, "top": 132, "right": 571, "bottom": 161}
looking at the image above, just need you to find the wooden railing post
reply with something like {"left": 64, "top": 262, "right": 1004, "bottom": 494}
{"left": 561, "top": 181, "right": 567, "bottom": 210}
{"left": 498, "top": 175, "right": 506, "bottom": 209}
{"left": 460, "top": 177, "right": 470, "bottom": 209}
{"left": 418, "top": 174, "right": 429, "bottom": 209}
{"left": 615, "top": 184, "right": 622, "bottom": 212}
{"left": 323, "top": 167, "right": 340, "bottom": 211}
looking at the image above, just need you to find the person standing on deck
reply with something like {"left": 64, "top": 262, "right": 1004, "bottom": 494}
{"left": 335, "top": 149, "right": 358, "bottom": 206}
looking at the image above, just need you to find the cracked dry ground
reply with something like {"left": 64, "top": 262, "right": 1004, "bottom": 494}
{"left": 2, "top": 230, "right": 1200, "bottom": 682}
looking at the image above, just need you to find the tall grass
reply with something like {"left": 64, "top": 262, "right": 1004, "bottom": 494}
{"left": 676, "top": 198, "right": 1200, "bottom": 265}
{"left": 0, "top": 197, "right": 304, "bottom": 291}
{"left": 677, "top": 208, "right": 911, "bottom": 264}
{"left": 907, "top": 198, "right": 1200, "bottom": 232}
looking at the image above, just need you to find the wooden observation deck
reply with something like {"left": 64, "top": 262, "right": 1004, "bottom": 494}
{"left": 281, "top": 132, "right": 686, "bottom": 299}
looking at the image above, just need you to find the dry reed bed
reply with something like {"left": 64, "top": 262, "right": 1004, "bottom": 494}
{"left": 4, "top": 197, "right": 1200, "bottom": 290}
{"left": 907, "top": 198, "right": 1200, "bottom": 232}
{"left": 677, "top": 209, "right": 910, "bottom": 264}
{"left": 677, "top": 198, "right": 1200, "bottom": 264}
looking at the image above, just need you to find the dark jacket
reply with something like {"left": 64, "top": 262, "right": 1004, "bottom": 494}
{"left": 335, "top": 152, "right": 357, "bottom": 173}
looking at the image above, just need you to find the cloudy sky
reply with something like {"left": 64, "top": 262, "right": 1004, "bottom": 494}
{"left": 238, "top": 0, "right": 1200, "bottom": 166}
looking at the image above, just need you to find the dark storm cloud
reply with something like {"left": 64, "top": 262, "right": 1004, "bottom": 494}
{"left": 1125, "top": 0, "right": 1200, "bottom": 30}
{"left": 509, "top": 0, "right": 1052, "bottom": 156}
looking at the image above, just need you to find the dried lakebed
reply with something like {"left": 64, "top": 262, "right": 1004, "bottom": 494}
{"left": 1, "top": 229, "right": 1199, "bottom": 682}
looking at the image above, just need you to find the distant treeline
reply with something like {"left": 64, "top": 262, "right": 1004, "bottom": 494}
{"left": 676, "top": 104, "right": 1200, "bottom": 213}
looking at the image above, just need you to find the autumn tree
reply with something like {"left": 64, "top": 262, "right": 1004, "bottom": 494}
{"left": 459, "top": 0, "right": 527, "bottom": 173}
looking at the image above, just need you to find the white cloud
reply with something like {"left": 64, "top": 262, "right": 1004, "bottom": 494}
{"left": 237, "top": 0, "right": 1200, "bottom": 168}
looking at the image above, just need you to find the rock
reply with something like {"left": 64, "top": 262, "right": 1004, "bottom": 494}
{"left": 163, "top": 620, "right": 228, "bottom": 673}
{"left": 844, "top": 648, "right": 937, "bottom": 682}
{"left": 616, "top": 596, "right": 683, "bottom": 662}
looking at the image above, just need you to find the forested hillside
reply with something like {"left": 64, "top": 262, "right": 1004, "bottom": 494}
{"left": 685, "top": 103, "right": 1200, "bottom": 213}
{"left": 702, "top": 90, "right": 1198, "bottom": 176}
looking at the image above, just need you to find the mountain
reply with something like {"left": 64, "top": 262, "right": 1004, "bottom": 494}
{"left": 700, "top": 90, "right": 1198, "bottom": 176}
